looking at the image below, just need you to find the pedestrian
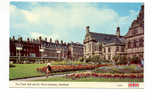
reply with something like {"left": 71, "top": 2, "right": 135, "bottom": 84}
{"left": 46, "top": 63, "right": 52, "bottom": 78}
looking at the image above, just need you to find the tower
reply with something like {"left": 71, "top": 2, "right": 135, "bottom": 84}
{"left": 86, "top": 26, "right": 90, "bottom": 34}
{"left": 116, "top": 27, "right": 120, "bottom": 37}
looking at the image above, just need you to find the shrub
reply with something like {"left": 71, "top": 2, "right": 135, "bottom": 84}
{"left": 9, "top": 64, "right": 15, "bottom": 68}
{"left": 130, "top": 56, "right": 140, "bottom": 64}
{"left": 113, "top": 55, "right": 128, "bottom": 65}
{"left": 85, "top": 55, "right": 103, "bottom": 64}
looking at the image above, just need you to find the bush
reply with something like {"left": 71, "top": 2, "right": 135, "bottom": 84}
{"left": 85, "top": 56, "right": 92, "bottom": 63}
{"left": 85, "top": 55, "right": 103, "bottom": 64}
{"left": 130, "top": 56, "right": 140, "bottom": 64}
{"left": 94, "top": 65, "right": 143, "bottom": 73}
{"left": 9, "top": 64, "right": 15, "bottom": 68}
{"left": 113, "top": 55, "right": 128, "bottom": 65}
{"left": 119, "top": 55, "right": 128, "bottom": 64}
{"left": 79, "top": 57, "right": 84, "bottom": 62}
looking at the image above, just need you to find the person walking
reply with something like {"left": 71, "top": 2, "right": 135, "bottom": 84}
{"left": 46, "top": 63, "right": 52, "bottom": 78}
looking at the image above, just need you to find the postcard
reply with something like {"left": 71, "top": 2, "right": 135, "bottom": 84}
{"left": 9, "top": 2, "right": 144, "bottom": 88}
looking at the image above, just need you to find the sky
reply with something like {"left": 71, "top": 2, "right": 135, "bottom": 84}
{"left": 10, "top": 2, "right": 143, "bottom": 43}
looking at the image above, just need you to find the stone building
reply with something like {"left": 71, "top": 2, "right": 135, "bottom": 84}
{"left": 83, "top": 26, "right": 125, "bottom": 60}
{"left": 83, "top": 5, "right": 144, "bottom": 61}
{"left": 39, "top": 37, "right": 69, "bottom": 61}
{"left": 125, "top": 5, "right": 144, "bottom": 58}
{"left": 68, "top": 42, "right": 83, "bottom": 60}
{"left": 10, "top": 36, "right": 41, "bottom": 63}
{"left": 9, "top": 36, "right": 83, "bottom": 63}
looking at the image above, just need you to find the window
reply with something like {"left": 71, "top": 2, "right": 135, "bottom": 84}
{"left": 103, "top": 48, "right": 106, "bottom": 53}
{"left": 139, "top": 38, "right": 144, "bottom": 47}
{"left": 133, "top": 40, "right": 136, "bottom": 48}
{"left": 108, "top": 47, "right": 111, "bottom": 52}
{"left": 108, "top": 55, "right": 111, "bottom": 60}
{"left": 89, "top": 44, "right": 91, "bottom": 52}
{"left": 121, "top": 47, "right": 124, "bottom": 52}
{"left": 116, "top": 46, "right": 119, "bottom": 52}
{"left": 133, "top": 29, "right": 138, "bottom": 35}
{"left": 128, "top": 41, "right": 131, "bottom": 49}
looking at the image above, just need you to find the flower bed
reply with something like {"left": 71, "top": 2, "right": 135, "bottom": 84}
{"left": 95, "top": 64, "right": 143, "bottom": 73}
{"left": 66, "top": 72, "right": 143, "bottom": 79}
{"left": 36, "top": 64, "right": 107, "bottom": 73}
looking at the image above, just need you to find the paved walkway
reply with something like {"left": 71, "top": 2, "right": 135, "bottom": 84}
{"left": 11, "top": 70, "right": 92, "bottom": 81}
{"left": 14, "top": 74, "right": 68, "bottom": 81}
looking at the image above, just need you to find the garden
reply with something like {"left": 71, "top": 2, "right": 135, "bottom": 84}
{"left": 34, "top": 64, "right": 143, "bottom": 82}
{"left": 9, "top": 55, "right": 144, "bottom": 82}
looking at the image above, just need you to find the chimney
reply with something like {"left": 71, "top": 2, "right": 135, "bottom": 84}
{"left": 12, "top": 36, "right": 15, "bottom": 41}
{"left": 18, "top": 37, "right": 22, "bottom": 41}
{"left": 33, "top": 39, "right": 35, "bottom": 42}
{"left": 27, "top": 38, "right": 30, "bottom": 41}
{"left": 45, "top": 37, "right": 47, "bottom": 42}
{"left": 50, "top": 38, "right": 52, "bottom": 43}
{"left": 86, "top": 26, "right": 90, "bottom": 34}
{"left": 116, "top": 27, "right": 120, "bottom": 37}
{"left": 61, "top": 40, "right": 63, "bottom": 44}
{"left": 39, "top": 36, "right": 42, "bottom": 41}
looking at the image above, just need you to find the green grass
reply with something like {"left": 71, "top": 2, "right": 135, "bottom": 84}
{"left": 9, "top": 64, "right": 91, "bottom": 80}
{"left": 34, "top": 76, "right": 143, "bottom": 82}
{"left": 9, "top": 64, "right": 45, "bottom": 80}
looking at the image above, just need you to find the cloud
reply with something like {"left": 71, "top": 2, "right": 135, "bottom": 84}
{"left": 30, "top": 32, "right": 60, "bottom": 42}
{"left": 10, "top": 3, "right": 138, "bottom": 43}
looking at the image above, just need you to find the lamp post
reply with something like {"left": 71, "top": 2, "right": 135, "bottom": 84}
{"left": 39, "top": 48, "right": 44, "bottom": 64}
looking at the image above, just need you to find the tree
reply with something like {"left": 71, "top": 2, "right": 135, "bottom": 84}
{"left": 112, "top": 55, "right": 120, "bottom": 64}
{"left": 119, "top": 55, "right": 127, "bottom": 64}
{"left": 79, "top": 57, "right": 84, "bottom": 62}
{"left": 112, "top": 55, "right": 128, "bottom": 65}
{"left": 130, "top": 56, "right": 140, "bottom": 64}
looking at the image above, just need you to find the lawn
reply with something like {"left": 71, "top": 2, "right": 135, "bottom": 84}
{"left": 9, "top": 64, "right": 143, "bottom": 82}
{"left": 9, "top": 64, "right": 91, "bottom": 80}
{"left": 9, "top": 64, "right": 45, "bottom": 80}
{"left": 34, "top": 76, "right": 143, "bottom": 82}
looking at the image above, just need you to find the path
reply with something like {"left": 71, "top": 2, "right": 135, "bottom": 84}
{"left": 13, "top": 74, "right": 69, "bottom": 81}
{"left": 11, "top": 70, "right": 93, "bottom": 81}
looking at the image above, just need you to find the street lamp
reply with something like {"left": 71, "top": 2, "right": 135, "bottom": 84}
{"left": 39, "top": 48, "right": 44, "bottom": 63}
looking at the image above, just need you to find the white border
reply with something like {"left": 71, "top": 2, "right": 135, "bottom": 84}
{"left": 0, "top": 0, "right": 152, "bottom": 100}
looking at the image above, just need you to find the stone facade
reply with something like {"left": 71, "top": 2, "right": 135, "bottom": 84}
{"left": 68, "top": 42, "right": 83, "bottom": 60}
{"left": 83, "top": 5, "right": 144, "bottom": 61}
{"left": 125, "top": 5, "right": 144, "bottom": 58}
{"left": 83, "top": 26, "right": 125, "bottom": 60}
{"left": 10, "top": 36, "right": 40, "bottom": 59}
{"left": 40, "top": 37, "right": 69, "bottom": 60}
{"left": 9, "top": 36, "right": 83, "bottom": 63}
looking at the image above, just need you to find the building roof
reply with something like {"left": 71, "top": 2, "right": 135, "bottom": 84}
{"left": 88, "top": 32, "right": 125, "bottom": 45}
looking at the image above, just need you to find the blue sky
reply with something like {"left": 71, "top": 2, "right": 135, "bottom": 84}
{"left": 10, "top": 2, "right": 143, "bottom": 43}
